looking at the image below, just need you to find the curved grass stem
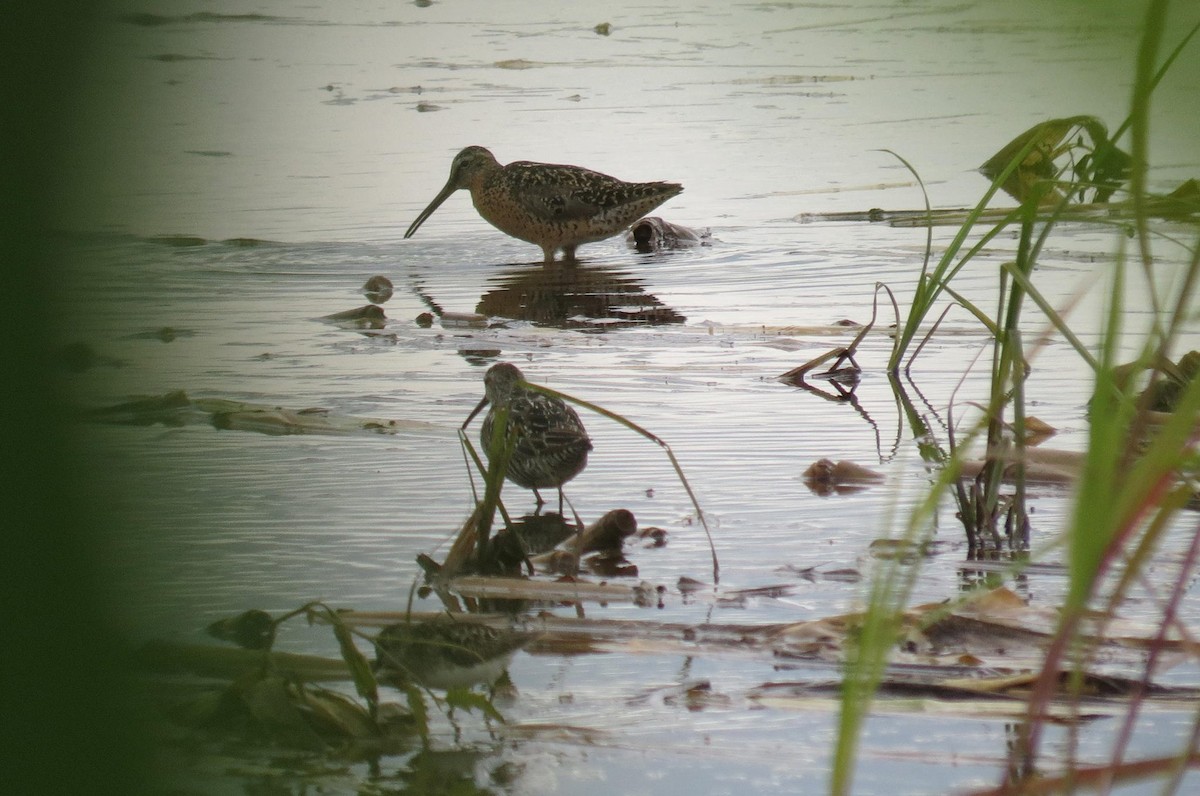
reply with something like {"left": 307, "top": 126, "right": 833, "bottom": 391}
{"left": 521, "top": 381, "right": 721, "bottom": 585}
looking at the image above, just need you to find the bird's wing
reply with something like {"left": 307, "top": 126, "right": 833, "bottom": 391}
{"left": 502, "top": 162, "right": 616, "bottom": 222}
{"left": 510, "top": 398, "right": 593, "bottom": 457}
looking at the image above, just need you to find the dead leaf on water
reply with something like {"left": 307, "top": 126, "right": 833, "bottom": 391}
{"left": 770, "top": 614, "right": 851, "bottom": 659}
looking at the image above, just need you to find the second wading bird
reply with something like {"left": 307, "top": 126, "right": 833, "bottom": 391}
{"left": 463, "top": 362, "right": 592, "bottom": 513}
{"left": 404, "top": 146, "right": 682, "bottom": 263}
{"left": 373, "top": 617, "right": 534, "bottom": 690}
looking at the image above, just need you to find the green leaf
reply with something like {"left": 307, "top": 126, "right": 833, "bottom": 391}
{"left": 444, "top": 687, "right": 506, "bottom": 723}
{"left": 402, "top": 682, "right": 430, "bottom": 746}
{"left": 327, "top": 614, "right": 379, "bottom": 715}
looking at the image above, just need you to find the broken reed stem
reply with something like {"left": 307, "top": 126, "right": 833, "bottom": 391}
{"left": 778, "top": 280, "right": 893, "bottom": 384}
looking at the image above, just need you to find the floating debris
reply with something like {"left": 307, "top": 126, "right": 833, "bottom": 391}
{"left": 625, "top": 216, "right": 709, "bottom": 251}
{"left": 439, "top": 311, "right": 489, "bottom": 328}
{"left": 563, "top": 508, "right": 638, "bottom": 555}
{"left": 321, "top": 304, "right": 386, "bottom": 329}
{"left": 958, "top": 446, "right": 1081, "bottom": 485}
{"left": 361, "top": 275, "right": 394, "bottom": 304}
{"left": 85, "top": 391, "right": 433, "bottom": 435}
{"left": 803, "top": 458, "right": 885, "bottom": 495}
{"left": 87, "top": 389, "right": 193, "bottom": 426}
{"left": 124, "top": 326, "right": 195, "bottom": 343}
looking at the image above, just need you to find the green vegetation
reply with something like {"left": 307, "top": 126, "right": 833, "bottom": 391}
{"left": 831, "top": 2, "right": 1200, "bottom": 793}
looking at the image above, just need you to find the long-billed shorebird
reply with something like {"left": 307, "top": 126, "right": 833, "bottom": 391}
{"left": 404, "top": 146, "right": 682, "bottom": 263}
{"left": 373, "top": 617, "right": 534, "bottom": 690}
{"left": 463, "top": 362, "right": 592, "bottom": 512}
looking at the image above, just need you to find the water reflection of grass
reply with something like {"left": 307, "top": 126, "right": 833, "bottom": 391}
{"left": 833, "top": 4, "right": 1200, "bottom": 793}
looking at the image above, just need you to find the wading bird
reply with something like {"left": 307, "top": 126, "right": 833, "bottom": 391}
{"left": 463, "top": 362, "right": 592, "bottom": 513}
{"left": 405, "top": 146, "right": 682, "bottom": 263}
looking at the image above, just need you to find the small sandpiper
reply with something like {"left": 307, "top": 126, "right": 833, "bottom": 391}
{"left": 464, "top": 362, "right": 592, "bottom": 513}
{"left": 404, "top": 146, "right": 682, "bottom": 263}
{"left": 372, "top": 617, "right": 534, "bottom": 690}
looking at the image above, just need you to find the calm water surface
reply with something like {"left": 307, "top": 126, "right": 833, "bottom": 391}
{"left": 61, "top": 1, "right": 1200, "bottom": 793}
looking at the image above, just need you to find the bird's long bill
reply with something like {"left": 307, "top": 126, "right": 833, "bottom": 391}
{"left": 461, "top": 395, "right": 489, "bottom": 430}
{"left": 404, "top": 178, "right": 459, "bottom": 239}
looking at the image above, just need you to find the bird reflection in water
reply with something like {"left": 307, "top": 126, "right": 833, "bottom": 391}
{"left": 476, "top": 261, "right": 685, "bottom": 328}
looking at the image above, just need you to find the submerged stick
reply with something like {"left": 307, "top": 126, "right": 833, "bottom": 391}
{"left": 778, "top": 280, "right": 892, "bottom": 384}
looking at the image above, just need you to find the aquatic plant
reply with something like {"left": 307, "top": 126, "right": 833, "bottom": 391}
{"left": 832, "top": 2, "right": 1200, "bottom": 793}
{"left": 152, "top": 601, "right": 521, "bottom": 757}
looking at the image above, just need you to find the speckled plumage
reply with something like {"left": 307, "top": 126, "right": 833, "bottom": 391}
{"left": 470, "top": 362, "right": 592, "bottom": 510}
{"left": 373, "top": 618, "right": 533, "bottom": 690}
{"left": 404, "top": 146, "right": 682, "bottom": 262}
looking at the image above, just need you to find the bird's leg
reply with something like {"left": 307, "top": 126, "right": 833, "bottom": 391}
{"left": 541, "top": 244, "right": 557, "bottom": 263}
{"left": 560, "top": 244, "right": 578, "bottom": 263}
{"left": 532, "top": 488, "right": 546, "bottom": 513}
